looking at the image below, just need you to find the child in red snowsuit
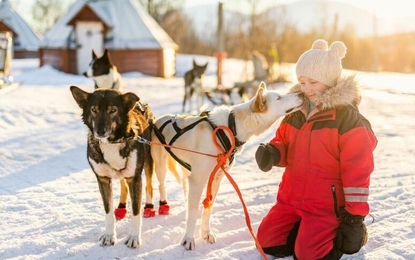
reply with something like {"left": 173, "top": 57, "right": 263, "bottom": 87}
{"left": 255, "top": 39, "right": 377, "bottom": 260}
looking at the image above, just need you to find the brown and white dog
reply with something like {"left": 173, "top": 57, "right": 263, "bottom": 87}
{"left": 70, "top": 86, "right": 154, "bottom": 248}
{"left": 82, "top": 48, "right": 134, "bottom": 219}
{"left": 150, "top": 82, "right": 304, "bottom": 250}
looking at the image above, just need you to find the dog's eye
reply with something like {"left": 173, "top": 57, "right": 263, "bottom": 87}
{"left": 277, "top": 95, "right": 281, "bottom": 100}
{"left": 109, "top": 107, "right": 117, "bottom": 114}
{"left": 91, "top": 107, "right": 97, "bottom": 113}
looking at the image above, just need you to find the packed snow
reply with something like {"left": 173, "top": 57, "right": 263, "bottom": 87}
{"left": 0, "top": 54, "right": 414, "bottom": 260}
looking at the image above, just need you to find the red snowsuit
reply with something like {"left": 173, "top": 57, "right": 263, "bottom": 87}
{"left": 257, "top": 76, "right": 377, "bottom": 260}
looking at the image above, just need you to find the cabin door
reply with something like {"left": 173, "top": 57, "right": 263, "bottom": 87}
{"left": 76, "top": 21, "right": 103, "bottom": 74}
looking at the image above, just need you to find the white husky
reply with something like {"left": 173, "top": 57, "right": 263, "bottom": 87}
{"left": 150, "top": 82, "right": 304, "bottom": 250}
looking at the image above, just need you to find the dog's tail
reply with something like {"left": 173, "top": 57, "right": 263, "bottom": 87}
{"left": 167, "top": 155, "right": 189, "bottom": 199}
{"left": 167, "top": 156, "right": 182, "bottom": 185}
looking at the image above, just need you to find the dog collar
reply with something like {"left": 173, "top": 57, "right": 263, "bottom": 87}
{"left": 228, "top": 111, "right": 245, "bottom": 148}
{"left": 107, "top": 131, "right": 135, "bottom": 144}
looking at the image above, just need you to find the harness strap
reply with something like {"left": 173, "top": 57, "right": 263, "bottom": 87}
{"left": 213, "top": 124, "right": 234, "bottom": 164}
{"left": 154, "top": 112, "right": 244, "bottom": 170}
{"left": 170, "top": 117, "right": 208, "bottom": 145}
{"left": 153, "top": 119, "right": 192, "bottom": 171}
{"left": 154, "top": 116, "right": 212, "bottom": 171}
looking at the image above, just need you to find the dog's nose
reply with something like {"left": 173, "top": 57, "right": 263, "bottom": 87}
{"left": 96, "top": 127, "right": 107, "bottom": 137}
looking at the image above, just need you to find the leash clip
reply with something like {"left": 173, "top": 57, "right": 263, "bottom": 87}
{"left": 136, "top": 136, "right": 150, "bottom": 145}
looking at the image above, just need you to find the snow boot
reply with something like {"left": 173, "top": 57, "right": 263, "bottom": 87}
{"left": 158, "top": 200, "right": 170, "bottom": 215}
{"left": 143, "top": 203, "right": 156, "bottom": 218}
{"left": 114, "top": 202, "right": 127, "bottom": 220}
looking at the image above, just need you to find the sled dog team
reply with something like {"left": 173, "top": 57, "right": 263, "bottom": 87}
{"left": 71, "top": 41, "right": 376, "bottom": 260}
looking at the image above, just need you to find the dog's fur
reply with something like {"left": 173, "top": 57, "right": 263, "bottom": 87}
{"left": 182, "top": 60, "right": 208, "bottom": 113}
{"left": 151, "top": 82, "right": 304, "bottom": 250}
{"left": 70, "top": 86, "right": 154, "bottom": 248}
{"left": 83, "top": 49, "right": 122, "bottom": 91}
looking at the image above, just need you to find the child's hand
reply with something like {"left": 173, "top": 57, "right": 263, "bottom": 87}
{"left": 336, "top": 207, "right": 367, "bottom": 254}
{"left": 255, "top": 143, "right": 280, "bottom": 172}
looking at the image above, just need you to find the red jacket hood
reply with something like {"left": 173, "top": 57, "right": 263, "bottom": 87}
{"left": 289, "top": 74, "right": 362, "bottom": 110}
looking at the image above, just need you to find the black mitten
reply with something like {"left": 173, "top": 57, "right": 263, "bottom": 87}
{"left": 255, "top": 143, "right": 280, "bottom": 172}
{"left": 336, "top": 207, "right": 367, "bottom": 254}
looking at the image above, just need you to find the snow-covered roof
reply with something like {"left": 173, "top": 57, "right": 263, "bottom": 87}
{"left": 41, "top": 0, "right": 178, "bottom": 49}
{"left": 0, "top": 0, "right": 42, "bottom": 51}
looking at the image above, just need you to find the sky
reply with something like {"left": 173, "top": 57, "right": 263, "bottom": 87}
{"left": 0, "top": 53, "right": 415, "bottom": 259}
{"left": 185, "top": 0, "right": 415, "bottom": 18}
{"left": 8, "top": 0, "right": 415, "bottom": 28}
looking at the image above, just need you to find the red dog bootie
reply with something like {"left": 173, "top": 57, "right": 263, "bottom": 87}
{"left": 158, "top": 200, "right": 170, "bottom": 215}
{"left": 114, "top": 203, "right": 127, "bottom": 220}
{"left": 143, "top": 203, "right": 156, "bottom": 218}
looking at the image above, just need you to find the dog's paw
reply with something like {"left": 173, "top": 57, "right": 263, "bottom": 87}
{"left": 201, "top": 230, "right": 217, "bottom": 244}
{"left": 99, "top": 233, "right": 116, "bottom": 246}
{"left": 124, "top": 235, "right": 141, "bottom": 248}
{"left": 181, "top": 236, "right": 196, "bottom": 250}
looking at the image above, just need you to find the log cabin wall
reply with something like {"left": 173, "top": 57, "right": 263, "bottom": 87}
{"left": 110, "top": 49, "right": 162, "bottom": 77}
{"left": 13, "top": 50, "right": 38, "bottom": 59}
{"left": 38, "top": 48, "right": 169, "bottom": 77}
{"left": 38, "top": 48, "right": 76, "bottom": 74}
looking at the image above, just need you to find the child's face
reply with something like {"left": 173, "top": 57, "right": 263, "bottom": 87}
{"left": 299, "top": 76, "right": 328, "bottom": 104}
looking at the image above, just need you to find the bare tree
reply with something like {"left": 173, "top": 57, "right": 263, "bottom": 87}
{"left": 137, "top": 0, "right": 184, "bottom": 23}
{"left": 160, "top": 9, "right": 213, "bottom": 55}
{"left": 31, "top": 0, "right": 68, "bottom": 34}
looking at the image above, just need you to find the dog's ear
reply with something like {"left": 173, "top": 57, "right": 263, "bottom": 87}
{"left": 92, "top": 49, "right": 98, "bottom": 59}
{"left": 70, "top": 86, "right": 90, "bottom": 109}
{"left": 103, "top": 49, "right": 112, "bottom": 65}
{"left": 121, "top": 92, "right": 140, "bottom": 112}
{"left": 192, "top": 59, "right": 197, "bottom": 67}
{"left": 251, "top": 82, "right": 267, "bottom": 112}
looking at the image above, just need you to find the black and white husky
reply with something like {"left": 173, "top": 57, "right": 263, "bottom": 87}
{"left": 70, "top": 86, "right": 154, "bottom": 248}
{"left": 83, "top": 49, "right": 122, "bottom": 91}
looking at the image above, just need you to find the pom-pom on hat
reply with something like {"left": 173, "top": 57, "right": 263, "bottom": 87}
{"left": 295, "top": 39, "right": 347, "bottom": 87}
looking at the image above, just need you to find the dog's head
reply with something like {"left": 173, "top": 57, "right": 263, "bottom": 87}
{"left": 70, "top": 86, "right": 139, "bottom": 142}
{"left": 191, "top": 60, "right": 208, "bottom": 79}
{"left": 83, "top": 49, "right": 114, "bottom": 78}
{"left": 251, "top": 82, "right": 304, "bottom": 115}
{"left": 240, "top": 82, "right": 304, "bottom": 133}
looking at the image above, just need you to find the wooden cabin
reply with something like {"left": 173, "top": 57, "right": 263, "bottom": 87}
{"left": 0, "top": 0, "right": 41, "bottom": 59}
{"left": 39, "top": 0, "right": 178, "bottom": 77}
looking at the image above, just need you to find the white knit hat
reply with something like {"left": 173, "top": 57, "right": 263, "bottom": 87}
{"left": 296, "top": 39, "right": 347, "bottom": 87}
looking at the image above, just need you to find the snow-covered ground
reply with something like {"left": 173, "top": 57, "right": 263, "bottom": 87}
{"left": 0, "top": 54, "right": 414, "bottom": 260}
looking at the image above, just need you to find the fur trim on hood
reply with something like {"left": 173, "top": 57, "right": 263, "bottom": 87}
{"left": 289, "top": 74, "right": 361, "bottom": 110}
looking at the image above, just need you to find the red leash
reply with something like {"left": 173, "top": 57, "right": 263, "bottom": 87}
{"left": 202, "top": 126, "right": 268, "bottom": 260}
